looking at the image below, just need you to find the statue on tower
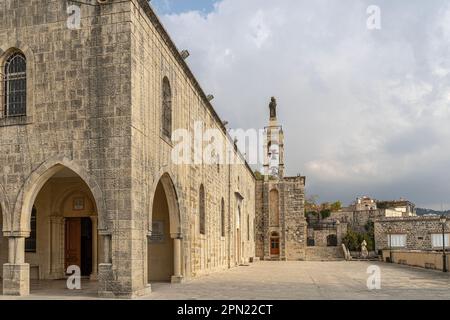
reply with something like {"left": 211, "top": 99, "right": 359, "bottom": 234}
{"left": 269, "top": 97, "right": 277, "bottom": 119}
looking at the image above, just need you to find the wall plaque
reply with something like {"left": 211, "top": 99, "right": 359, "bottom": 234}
{"left": 73, "top": 197, "right": 85, "bottom": 210}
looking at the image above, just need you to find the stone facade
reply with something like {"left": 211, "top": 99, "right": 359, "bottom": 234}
{"left": 374, "top": 216, "right": 450, "bottom": 251}
{"left": 255, "top": 177, "right": 307, "bottom": 260}
{"left": 328, "top": 209, "right": 385, "bottom": 233}
{"left": 0, "top": 0, "right": 255, "bottom": 298}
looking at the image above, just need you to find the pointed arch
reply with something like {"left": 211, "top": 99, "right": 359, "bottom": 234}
{"left": 148, "top": 171, "right": 181, "bottom": 236}
{"left": 10, "top": 157, "right": 106, "bottom": 236}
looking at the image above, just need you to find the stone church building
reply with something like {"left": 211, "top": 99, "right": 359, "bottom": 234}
{"left": 0, "top": 0, "right": 306, "bottom": 298}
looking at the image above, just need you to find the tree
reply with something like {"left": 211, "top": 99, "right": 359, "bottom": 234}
{"left": 320, "top": 209, "right": 331, "bottom": 219}
{"left": 342, "top": 229, "right": 360, "bottom": 251}
{"left": 342, "top": 223, "right": 375, "bottom": 252}
{"left": 305, "top": 195, "right": 319, "bottom": 214}
{"left": 330, "top": 201, "right": 342, "bottom": 212}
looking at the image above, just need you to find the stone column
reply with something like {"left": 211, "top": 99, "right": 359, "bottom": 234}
{"left": 102, "top": 233, "right": 111, "bottom": 264}
{"left": 171, "top": 233, "right": 183, "bottom": 283}
{"left": 49, "top": 216, "right": 65, "bottom": 279}
{"left": 98, "top": 231, "right": 113, "bottom": 298}
{"left": 3, "top": 235, "right": 29, "bottom": 296}
{"left": 90, "top": 216, "right": 98, "bottom": 280}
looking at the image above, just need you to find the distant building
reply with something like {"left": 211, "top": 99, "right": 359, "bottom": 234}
{"left": 374, "top": 216, "right": 449, "bottom": 271}
{"left": 354, "top": 196, "right": 377, "bottom": 211}
{"left": 376, "top": 199, "right": 416, "bottom": 217}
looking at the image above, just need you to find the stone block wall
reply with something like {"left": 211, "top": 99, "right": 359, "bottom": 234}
{"left": 381, "top": 249, "right": 450, "bottom": 271}
{"left": 0, "top": 0, "right": 134, "bottom": 295}
{"left": 374, "top": 216, "right": 450, "bottom": 251}
{"left": 255, "top": 176, "right": 306, "bottom": 260}
{"left": 128, "top": 0, "right": 256, "bottom": 282}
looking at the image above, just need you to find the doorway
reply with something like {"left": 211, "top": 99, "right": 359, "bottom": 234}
{"left": 270, "top": 232, "right": 280, "bottom": 255}
{"left": 65, "top": 217, "right": 92, "bottom": 276}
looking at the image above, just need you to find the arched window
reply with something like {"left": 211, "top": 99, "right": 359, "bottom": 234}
{"left": 247, "top": 214, "right": 250, "bottom": 241}
{"left": 25, "top": 206, "right": 37, "bottom": 252}
{"left": 161, "top": 77, "right": 172, "bottom": 139}
{"left": 199, "top": 184, "right": 206, "bottom": 235}
{"left": 220, "top": 198, "right": 225, "bottom": 237}
{"left": 269, "top": 189, "right": 280, "bottom": 226}
{"left": 4, "top": 52, "right": 26, "bottom": 117}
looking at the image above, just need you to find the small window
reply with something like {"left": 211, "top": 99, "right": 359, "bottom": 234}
{"left": 247, "top": 214, "right": 250, "bottom": 241}
{"left": 199, "top": 184, "right": 206, "bottom": 235}
{"left": 388, "top": 234, "right": 406, "bottom": 248}
{"left": 431, "top": 233, "right": 449, "bottom": 248}
{"left": 25, "top": 206, "right": 37, "bottom": 252}
{"left": 220, "top": 198, "right": 225, "bottom": 237}
{"left": 4, "top": 52, "right": 27, "bottom": 117}
{"left": 161, "top": 77, "right": 172, "bottom": 139}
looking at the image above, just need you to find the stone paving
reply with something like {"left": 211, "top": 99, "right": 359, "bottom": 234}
{"left": 0, "top": 261, "right": 449, "bottom": 300}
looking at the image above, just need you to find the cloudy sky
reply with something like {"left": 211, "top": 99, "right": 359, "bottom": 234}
{"left": 150, "top": 0, "right": 450, "bottom": 209}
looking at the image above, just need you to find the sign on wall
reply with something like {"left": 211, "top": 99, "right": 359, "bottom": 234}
{"left": 150, "top": 220, "right": 165, "bottom": 243}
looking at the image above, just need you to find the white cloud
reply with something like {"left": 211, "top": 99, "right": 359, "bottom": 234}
{"left": 161, "top": 0, "right": 450, "bottom": 209}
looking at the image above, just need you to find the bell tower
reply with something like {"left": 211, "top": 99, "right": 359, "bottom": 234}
{"left": 263, "top": 97, "right": 284, "bottom": 180}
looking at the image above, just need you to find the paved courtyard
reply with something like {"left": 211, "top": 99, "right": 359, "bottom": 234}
{"left": 1, "top": 261, "right": 449, "bottom": 300}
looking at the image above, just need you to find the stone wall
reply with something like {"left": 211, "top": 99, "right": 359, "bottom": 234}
{"left": 374, "top": 216, "right": 450, "bottom": 251}
{"left": 313, "top": 229, "right": 336, "bottom": 247}
{"left": 329, "top": 209, "right": 384, "bottom": 232}
{"left": 255, "top": 176, "right": 306, "bottom": 261}
{"left": 0, "top": 0, "right": 134, "bottom": 296}
{"left": 381, "top": 249, "right": 449, "bottom": 271}
{"left": 129, "top": 0, "right": 256, "bottom": 280}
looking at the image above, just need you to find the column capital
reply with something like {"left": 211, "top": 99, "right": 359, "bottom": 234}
{"left": 98, "top": 229, "right": 111, "bottom": 236}
{"left": 4, "top": 231, "right": 30, "bottom": 238}
{"left": 170, "top": 233, "right": 183, "bottom": 240}
{"left": 50, "top": 215, "right": 65, "bottom": 223}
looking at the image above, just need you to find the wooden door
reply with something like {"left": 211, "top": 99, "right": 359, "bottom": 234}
{"left": 270, "top": 237, "right": 280, "bottom": 255}
{"left": 65, "top": 218, "right": 81, "bottom": 271}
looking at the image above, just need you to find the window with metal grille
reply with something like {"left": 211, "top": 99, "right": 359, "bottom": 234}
{"left": 25, "top": 206, "right": 37, "bottom": 252}
{"left": 4, "top": 52, "right": 26, "bottom": 117}
{"left": 161, "top": 77, "right": 172, "bottom": 139}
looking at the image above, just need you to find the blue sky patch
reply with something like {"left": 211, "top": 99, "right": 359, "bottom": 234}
{"left": 150, "top": 0, "right": 219, "bottom": 14}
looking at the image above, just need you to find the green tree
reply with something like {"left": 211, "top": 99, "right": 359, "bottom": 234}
{"left": 342, "top": 229, "right": 360, "bottom": 251}
{"left": 330, "top": 201, "right": 342, "bottom": 212}
{"left": 320, "top": 209, "right": 332, "bottom": 219}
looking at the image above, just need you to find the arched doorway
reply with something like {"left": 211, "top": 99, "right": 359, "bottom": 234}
{"left": 148, "top": 173, "right": 182, "bottom": 284}
{"left": 270, "top": 232, "right": 280, "bottom": 256}
{"left": 26, "top": 166, "right": 99, "bottom": 281}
